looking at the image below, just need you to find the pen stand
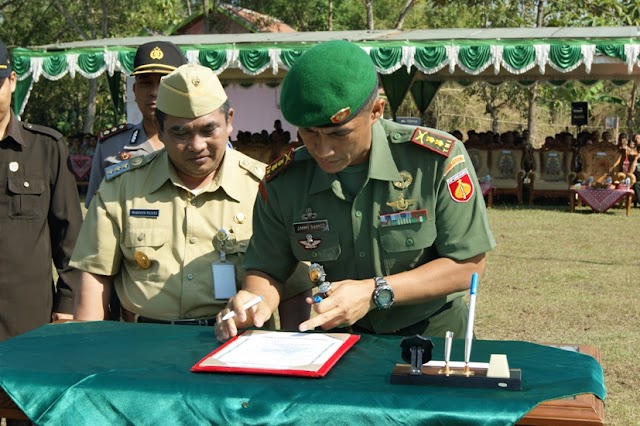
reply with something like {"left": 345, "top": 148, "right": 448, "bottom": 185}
{"left": 389, "top": 336, "right": 522, "bottom": 391}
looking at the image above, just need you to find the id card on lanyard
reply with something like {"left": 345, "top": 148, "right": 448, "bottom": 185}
{"left": 212, "top": 228, "right": 237, "bottom": 299}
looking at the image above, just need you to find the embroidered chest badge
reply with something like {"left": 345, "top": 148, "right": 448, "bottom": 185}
{"left": 299, "top": 234, "right": 322, "bottom": 250}
{"left": 446, "top": 168, "right": 474, "bottom": 202}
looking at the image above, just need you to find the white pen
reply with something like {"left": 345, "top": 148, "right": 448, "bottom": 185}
{"left": 464, "top": 273, "right": 479, "bottom": 375}
{"left": 221, "top": 296, "right": 263, "bottom": 321}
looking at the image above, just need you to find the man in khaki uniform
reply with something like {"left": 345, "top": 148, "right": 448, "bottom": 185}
{"left": 72, "top": 64, "right": 309, "bottom": 325}
{"left": 216, "top": 41, "right": 495, "bottom": 342}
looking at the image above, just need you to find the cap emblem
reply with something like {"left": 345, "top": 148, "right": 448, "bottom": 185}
{"left": 330, "top": 107, "right": 351, "bottom": 124}
{"left": 191, "top": 77, "right": 200, "bottom": 87}
{"left": 150, "top": 47, "right": 164, "bottom": 60}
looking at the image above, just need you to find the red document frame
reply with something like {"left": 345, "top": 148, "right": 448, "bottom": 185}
{"left": 191, "top": 330, "right": 360, "bottom": 378}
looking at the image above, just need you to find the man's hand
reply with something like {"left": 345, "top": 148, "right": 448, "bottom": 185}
{"left": 298, "top": 279, "right": 375, "bottom": 332}
{"left": 215, "top": 290, "right": 273, "bottom": 342}
{"left": 52, "top": 312, "right": 74, "bottom": 322}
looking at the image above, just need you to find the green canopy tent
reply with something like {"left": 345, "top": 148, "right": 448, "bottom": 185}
{"left": 11, "top": 26, "right": 640, "bottom": 120}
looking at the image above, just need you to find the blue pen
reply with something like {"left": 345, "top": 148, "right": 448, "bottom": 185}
{"left": 464, "top": 273, "right": 479, "bottom": 374}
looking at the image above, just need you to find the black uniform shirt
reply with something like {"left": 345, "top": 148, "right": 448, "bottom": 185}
{"left": 0, "top": 112, "right": 82, "bottom": 341}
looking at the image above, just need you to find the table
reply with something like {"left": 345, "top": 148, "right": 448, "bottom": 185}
{"left": 480, "top": 182, "right": 495, "bottom": 208}
{"left": 0, "top": 322, "right": 605, "bottom": 426}
{"left": 569, "top": 187, "right": 633, "bottom": 216}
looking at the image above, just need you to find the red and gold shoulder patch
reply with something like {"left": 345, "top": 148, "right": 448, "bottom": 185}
{"left": 265, "top": 148, "right": 295, "bottom": 182}
{"left": 98, "top": 123, "right": 130, "bottom": 143}
{"left": 446, "top": 168, "right": 474, "bottom": 202}
{"left": 410, "top": 128, "right": 455, "bottom": 157}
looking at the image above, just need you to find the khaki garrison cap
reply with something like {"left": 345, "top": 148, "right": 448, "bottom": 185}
{"left": 156, "top": 64, "right": 228, "bottom": 119}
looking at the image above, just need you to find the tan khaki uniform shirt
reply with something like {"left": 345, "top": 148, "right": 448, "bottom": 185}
{"left": 71, "top": 147, "right": 306, "bottom": 320}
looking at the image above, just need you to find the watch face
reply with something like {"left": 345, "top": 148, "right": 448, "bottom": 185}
{"left": 377, "top": 289, "right": 393, "bottom": 305}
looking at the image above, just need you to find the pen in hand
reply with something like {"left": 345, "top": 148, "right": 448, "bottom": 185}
{"left": 221, "top": 296, "right": 263, "bottom": 321}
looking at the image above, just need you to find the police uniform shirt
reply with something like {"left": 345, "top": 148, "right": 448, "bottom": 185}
{"left": 244, "top": 119, "right": 496, "bottom": 333}
{"left": 85, "top": 122, "right": 152, "bottom": 207}
{"left": 71, "top": 147, "right": 267, "bottom": 320}
{"left": 0, "top": 112, "right": 82, "bottom": 341}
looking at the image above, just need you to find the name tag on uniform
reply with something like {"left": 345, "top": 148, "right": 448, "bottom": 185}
{"left": 129, "top": 209, "right": 159, "bottom": 218}
{"left": 212, "top": 262, "right": 237, "bottom": 300}
{"left": 293, "top": 220, "right": 329, "bottom": 233}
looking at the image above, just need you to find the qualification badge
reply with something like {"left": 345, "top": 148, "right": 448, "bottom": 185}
{"left": 299, "top": 233, "right": 322, "bottom": 250}
{"left": 216, "top": 228, "right": 230, "bottom": 261}
{"left": 393, "top": 171, "right": 413, "bottom": 190}
{"left": 386, "top": 193, "right": 416, "bottom": 211}
{"left": 134, "top": 251, "right": 152, "bottom": 269}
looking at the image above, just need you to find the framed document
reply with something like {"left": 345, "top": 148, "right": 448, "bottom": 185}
{"left": 191, "top": 330, "right": 360, "bottom": 378}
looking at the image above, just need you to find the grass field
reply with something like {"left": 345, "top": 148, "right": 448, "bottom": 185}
{"left": 481, "top": 198, "right": 639, "bottom": 426}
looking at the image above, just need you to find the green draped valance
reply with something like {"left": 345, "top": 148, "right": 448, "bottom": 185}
{"left": 11, "top": 36, "right": 640, "bottom": 116}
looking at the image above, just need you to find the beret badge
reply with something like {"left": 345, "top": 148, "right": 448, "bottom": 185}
{"left": 330, "top": 107, "right": 351, "bottom": 124}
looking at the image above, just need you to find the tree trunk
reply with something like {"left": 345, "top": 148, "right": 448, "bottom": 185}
{"left": 203, "top": 0, "right": 210, "bottom": 33}
{"left": 328, "top": 0, "right": 333, "bottom": 31}
{"left": 395, "top": 0, "right": 414, "bottom": 30}
{"left": 627, "top": 80, "right": 638, "bottom": 132}
{"left": 364, "top": 0, "right": 374, "bottom": 30}
{"left": 83, "top": 79, "right": 98, "bottom": 134}
{"left": 527, "top": 82, "right": 538, "bottom": 147}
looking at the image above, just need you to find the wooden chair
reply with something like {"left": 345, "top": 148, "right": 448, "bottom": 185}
{"left": 487, "top": 147, "right": 526, "bottom": 204}
{"left": 466, "top": 146, "right": 491, "bottom": 180}
{"left": 576, "top": 143, "right": 634, "bottom": 185}
{"left": 528, "top": 147, "right": 576, "bottom": 205}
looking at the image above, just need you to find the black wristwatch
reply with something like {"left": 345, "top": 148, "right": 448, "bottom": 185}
{"left": 372, "top": 276, "right": 394, "bottom": 309}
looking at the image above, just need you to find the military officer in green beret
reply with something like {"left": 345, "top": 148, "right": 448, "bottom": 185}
{"left": 85, "top": 41, "right": 187, "bottom": 208}
{"left": 216, "top": 40, "right": 495, "bottom": 342}
{"left": 72, "top": 64, "right": 309, "bottom": 327}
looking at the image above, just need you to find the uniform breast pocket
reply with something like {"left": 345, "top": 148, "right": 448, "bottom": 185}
{"left": 289, "top": 232, "right": 341, "bottom": 263}
{"left": 124, "top": 226, "right": 170, "bottom": 280}
{"left": 378, "top": 221, "right": 437, "bottom": 274}
{"left": 8, "top": 177, "right": 47, "bottom": 219}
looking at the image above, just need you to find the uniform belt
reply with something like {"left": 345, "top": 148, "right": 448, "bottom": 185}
{"left": 121, "top": 307, "right": 216, "bottom": 326}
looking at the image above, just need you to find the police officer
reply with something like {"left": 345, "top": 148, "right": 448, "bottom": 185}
{"left": 85, "top": 41, "right": 187, "bottom": 208}
{"left": 72, "top": 64, "right": 309, "bottom": 327}
{"left": 216, "top": 40, "right": 496, "bottom": 342}
{"left": 0, "top": 39, "right": 82, "bottom": 343}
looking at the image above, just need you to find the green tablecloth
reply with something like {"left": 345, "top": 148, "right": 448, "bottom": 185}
{"left": 0, "top": 322, "right": 605, "bottom": 426}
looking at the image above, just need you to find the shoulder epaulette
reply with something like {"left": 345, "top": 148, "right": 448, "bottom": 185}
{"left": 239, "top": 157, "right": 266, "bottom": 180}
{"left": 265, "top": 148, "right": 295, "bottom": 182}
{"left": 410, "top": 127, "right": 455, "bottom": 158}
{"left": 21, "top": 122, "right": 62, "bottom": 140}
{"left": 104, "top": 151, "right": 157, "bottom": 181}
{"left": 98, "top": 123, "right": 132, "bottom": 143}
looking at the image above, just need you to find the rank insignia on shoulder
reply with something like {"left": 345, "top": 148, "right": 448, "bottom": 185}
{"left": 98, "top": 123, "right": 130, "bottom": 143}
{"left": 265, "top": 148, "right": 294, "bottom": 182}
{"left": 104, "top": 159, "right": 131, "bottom": 181}
{"left": 410, "top": 128, "right": 455, "bottom": 157}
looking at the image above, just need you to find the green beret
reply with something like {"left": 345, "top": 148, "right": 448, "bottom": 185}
{"left": 280, "top": 40, "right": 378, "bottom": 128}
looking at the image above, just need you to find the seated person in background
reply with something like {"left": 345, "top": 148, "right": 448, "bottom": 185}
{"left": 72, "top": 64, "right": 310, "bottom": 328}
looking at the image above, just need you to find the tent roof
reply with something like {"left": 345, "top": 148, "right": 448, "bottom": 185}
{"left": 32, "top": 26, "right": 640, "bottom": 50}
{"left": 11, "top": 27, "right": 640, "bottom": 116}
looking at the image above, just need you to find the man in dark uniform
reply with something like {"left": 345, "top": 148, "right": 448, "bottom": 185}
{"left": 0, "top": 39, "right": 82, "bottom": 344}
{"left": 85, "top": 41, "right": 187, "bottom": 207}
{"left": 216, "top": 40, "right": 495, "bottom": 342}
